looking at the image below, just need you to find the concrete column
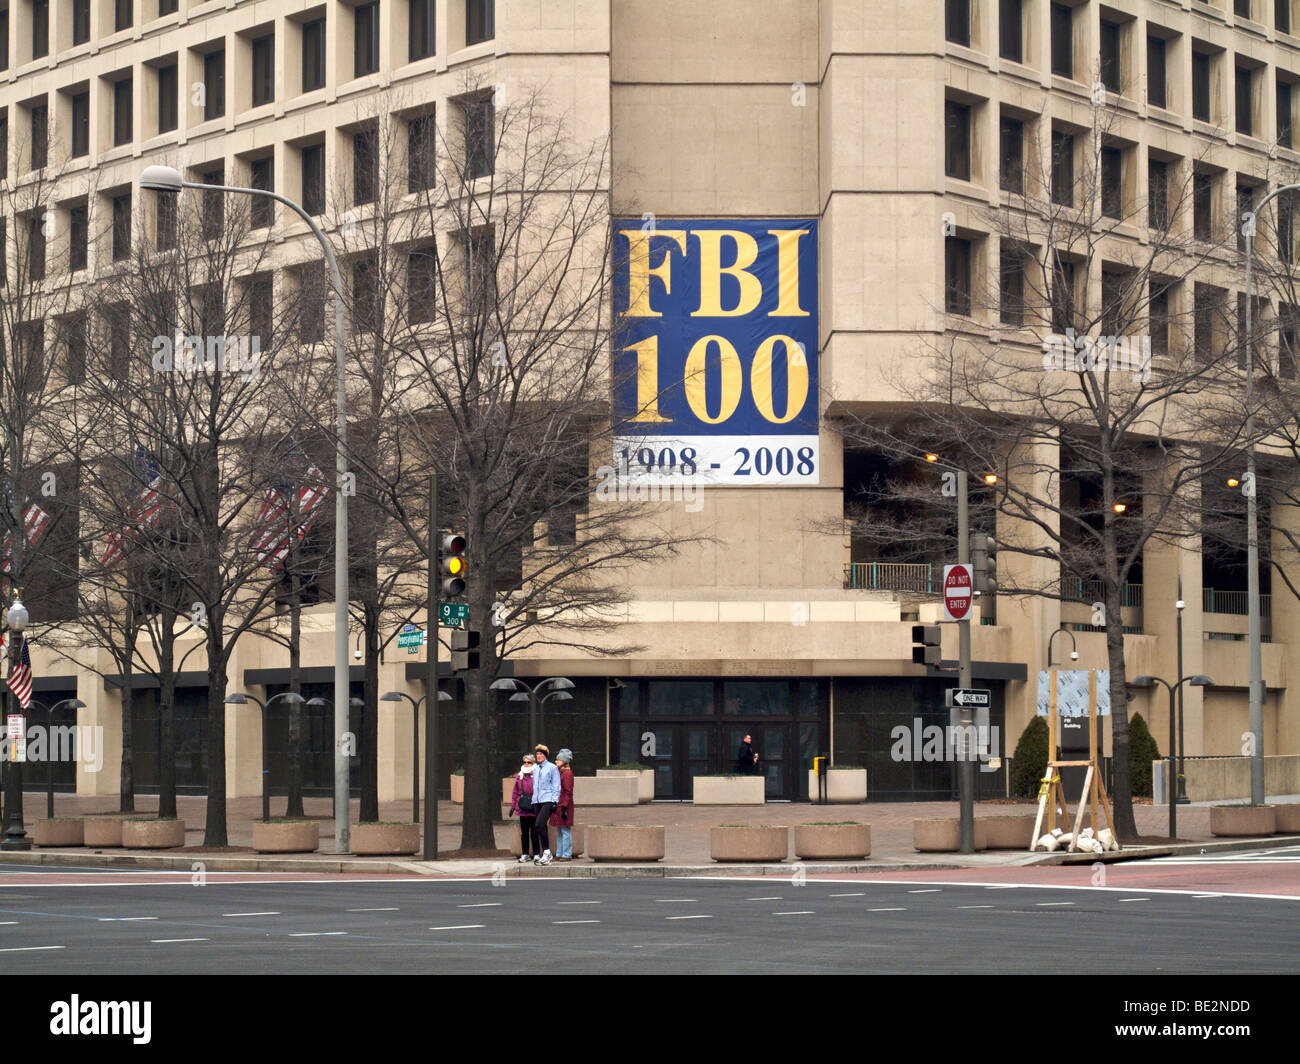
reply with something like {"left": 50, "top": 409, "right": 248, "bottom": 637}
{"left": 224, "top": 642, "right": 261, "bottom": 799}
{"left": 1271, "top": 482, "right": 1300, "bottom": 757}
{"left": 76, "top": 663, "right": 122, "bottom": 797}
{"left": 378, "top": 661, "right": 419, "bottom": 804}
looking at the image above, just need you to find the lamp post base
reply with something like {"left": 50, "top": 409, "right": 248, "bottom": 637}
{"left": 1, "top": 827, "right": 31, "bottom": 851}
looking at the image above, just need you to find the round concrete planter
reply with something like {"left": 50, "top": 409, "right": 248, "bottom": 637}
{"left": 1210, "top": 804, "right": 1277, "bottom": 837}
{"left": 979, "top": 814, "right": 1039, "bottom": 850}
{"left": 793, "top": 823, "right": 870, "bottom": 859}
{"left": 1274, "top": 804, "right": 1300, "bottom": 834}
{"left": 586, "top": 825, "right": 664, "bottom": 862}
{"left": 252, "top": 820, "right": 319, "bottom": 854}
{"left": 451, "top": 773, "right": 465, "bottom": 804}
{"left": 509, "top": 823, "right": 585, "bottom": 857}
{"left": 121, "top": 818, "right": 186, "bottom": 849}
{"left": 32, "top": 819, "right": 85, "bottom": 847}
{"left": 351, "top": 822, "right": 420, "bottom": 856}
{"left": 83, "top": 816, "right": 126, "bottom": 847}
{"left": 710, "top": 825, "right": 788, "bottom": 862}
{"left": 913, "top": 817, "right": 987, "bottom": 852}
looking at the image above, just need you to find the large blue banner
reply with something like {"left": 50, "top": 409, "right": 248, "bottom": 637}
{"left": 612, "top": 219, "right": 819, "bottom": 486}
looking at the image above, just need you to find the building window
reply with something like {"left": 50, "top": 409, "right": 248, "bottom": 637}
{"left": 106, "top": 305, "right": 130, "bottom": 380}
{"left": 1150, "top": 282, "right": 1170, "bottom": 356}
{"left": 999, "top": 244, "right": 1026, "bottom": 326}
{"left": 1194, "top": 172, "right": 1214, "bottom": 241}
{"left": 201, "top": 167, "right": 224, "bottom": 241}
{"left": 159, "top": 0, "right": 178, "bottom": 13}
{"left": 1282, "top": 304, "right": 1299, "bottom": 378}
{"left": 462, "top": 225, "right": 496, "bottom": 313}
{"left": 1051, "top": 132, "right": 1073, "bottom": 207}
{"left": 352, "top": 255, "right": 379, "bottom": 334}
{"left": 297, "top": 263, "right": 326, "bottom": 343}
{"left": 204, "top": 49, "right": 225, "bottom": 121}
{"left": 155, "top": 190, "right": 176, "bottom": 251}
{"left": 1279, "top": 191, "right": 1295, "bottom": 264}
{"left": 1101, "top": 148, "right": 1122, "bottom": 219}
{"left": 462, "top": 93, "right": 495, "bottom": 179}
{"left": 1148, "top": 159, "right": 1169, "bottom": 230}
{"left": 250, "top": 157, "right": 273, "bottom": 228}
{"left": 113, "top": 77, "right": 132, "bottom": 146}
{"left": 1051, "top": 3, "right": 1073, "bottom": 79}
{"left": 410, "top": 0, "right": 435, "bottom": 61}
{"left": 252, "top": 33, "right": 275, "bottom": 108}
{"left": 0, "top": 109, "right": 6, "bottom": 182}
{"left": 1099, "top": 20, "right": 1121, "bottom": 95}
{"left": 69, "top": 202, "right": 87, "bottom": 271}
{"left": 26, "top": 213, "right": 46, "bottom": 281}
{"left": 158, "top": 62, "right": 178, "bottom": 133}
{"left": 112, "top": 192, "right": 131, "bottom": 261}
{"left": 466, "top": 0, "right": 494, "bottom": 45}
{"left": 1236, "top": 0, "right": 1252, "bottom": 18}
{"left": 408, "top": 113, "right": 436, "bottom": 191}
{"left": 999, "top": 115, "right": 1023, "bottom": 194}
{"left": 1052, "top": 256, "right": 1076, "bottom": 334}
{"left": 355, "top": 3, "right": 379, "bottom": 77}
{"left": 302, "top": 18, "right": 326, "bottom": 92}
{"left": 1280, "top": 0, "right": 1293, "bottom": 35}
{"left": 945, "top": 236, "right": 971, "bottom": 317}
{"left": 1237, "top": 182, "right": 1254, "bottom": 253}
{"left": 301, "top": 143, "right": 325, "bottom": 216}
{"left": 999, "top": 0, "right": 1022, "bottom": 64}
{"left": 1148, "top": 36, "right": 1167, "bottom": 110}
{"left": 33, "top": 0, "right": 49, "bottom": 59}
{"left": 249, "top": 275, "right": 273, "bottom": 349}
{"left": 1237, "top": 66, "right": 1254, "bottom": 135}
{"left": 62, "top": 313, "right": 87, "bottom": 386}
{"left": 1194, "top": 283, "right": 1220, "bottom": 360}
{"left": 72, "top": 0, "right": 90, "bottom": 45}
{"left": 1193, "top": 52, "right": 1211, "bottom": 122}
{"left": 946, "top": 0, "right": 970, "bottom": 47}
{"left": 71, "top": 90, "right": 89, "bottom": 157}
{"left": 30, "top": 101, "right": 48, "bottom": 170}
{"left": 1280, "top": 80, "right": 1293, "bottom": 148}
{"left": 115, "top": 0, "right": 131, "bottom": 31}
{"left": 944, "top": 100, "right": 970, "bottom": 182}
{"left": 353, "top": 126, "right": 377, "bottom": 206}
{"left": 408, "top": 246, "right": 437, "bottom": 322}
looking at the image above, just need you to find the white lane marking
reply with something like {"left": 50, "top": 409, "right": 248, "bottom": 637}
{"left": 428, "top": 924, "right": 484, "bottom": 931}
{"left": 869, "top": 907, "right": 906, "bottom": 912}
{"left": 772, "top": 911, "right": 815, "bottom": 916}
{"left": 1119, "top": 898, "right": 1150, "bottom": 903}
{"left": 1036, "top": 902, "right": 1074, "bottom": 907}
{"left": 1192, "top": 893, "right": 1222, "bottom": 898}
{"left": 347, "top": 907, "right": 399, "bottom": 912}
{"left": 555, "top": 900, "right": 601, "bottom": 905}
{"left": 747, "top": 896, "right": 782, "bottom": 901}
{"left": 665, "top": 915, "right": 712, "bottom": 920}
{"left": 655, "top": 899, "right": 698, "bottom": 903}
{"left": 0, "top": 920, "right": 18, "bottom": 924}
{"left": 958, "top": 905, "right": 994, "bottom": 909}
{"left": 828, "top": 892, "right": 864, "bottom": 897}
{"left": 152, "top": 938, "right": 208, "bottom": 943}
{"left": 223, "top": 911, "right": 280, "bottom": 917}
{"left": 288, "top": 931, "right": 349, "bottom": 937}
{"left": 908, "top": 889, "right": 942, "bottom": 894}
{"left": 0, "top": 945, "right": 64, "bottom": 952}
{"left": 552, "top": 919, "right": 600, "bottom": 924}
{"left": 457, "top": 903, "right": 502, "bottom": 908}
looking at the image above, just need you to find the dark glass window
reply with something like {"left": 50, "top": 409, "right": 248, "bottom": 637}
{"left": 1194, "top": 284, "right": 1218, "bottom": 360}
{"left": 463, "top": 94, "right": 495, "bottom": 179}
{"left": 1236, "top": 0, "right": 1252, "bottom": 17}
{"left": 1099, "top": 20, "right": 1121, "bottom": 94}
{"left": 155, "top": 190, "right": 176, "bottom": 250}
{"left": 466, "top": 0, "right": 494, "bottom": 45}
{"left": 1280, "top": 0, "right": 1293, "bottom": 35}
{"left": 352, "top": 255, "right": 379, "bottom": 334}
{"left": 33, "top": 0, "right": 49, "bottom": 59}
{"left": 157, "top": 63, "right": 178, "bottom": 133}
{"left": 1279, "top": 192, "right": 1295, "bottom": 264}
{"left": 71, "top": 91, "right": 89, "bottom": 157}
{"left": 1101, "top": 147, "right": 1122, "bottom": 219}
{"left": 112, "top": 192, "right": 131, "bottom": 261}
{"left": 945, "top": 236, "right": 971, "bottom": 317}
{"left": 200, "top": 167, "right": 224, "bottom": 240}
{"left": 946, "top": 0, "right": 970, "bottom": 47}
{"left": 354, "top": 3, "right": 379, "bottom": 77}
{"left": 1051, "top": 131, "right": 1074, "bottom": 206}
{"left": 1148, "top": 36, "right": 1166, "bottom": 109}
{"left": 353, "top": 127, "right": 377, "bottom": 205}
{"left": 408, "top": 113, "right": 436, "bottom": 191}
{"left": 249, "top": 275, "right": 273, "bottom": 350}
{"left": 1193, "top": 52, "right": 1211, "bottom": 122}
{"left": 999, "top": 244, "right": 1025, "bottom": 326}
{"left": 1282, "top": 304, "right": 1298, "bottom": 379}
{"left": 63, "top": 314, "right": 86, "bottom": 385}
{"left": 999, "top": 116, "right": 1023, "bottom": 193}
{"left": 69, "top": 203, "right": 87, "bottom": 271}
{"left": 1237, "top": 182, "right": 1254, "bottom": 253}
{"left": 408, "top": 246, "right": 437, "bottom": 322}
{"left": 1052, "top": 256, "right": 1076, "bottom": 334}
{"left": 1148, "top": 158, "right": 1168, "bottom": 230}
{"left": 0, "top": 110, "right": 6, "bottom": 181}
{"left": 1101, "top": 271, "right": 1124, "bottom": 338}
{"left": 1194, "top": 172, "right": 1214, "bottom": 240}
{"left": 301, "top": 143, "right": 325, "bottom": 216}
{"left": 27, "top": 213, "right": 46, "bottom": 281}
{"left": 73, "top": 0, "right": 90, "bottom": 44}
{"left": 999, "top": 0, "right": 1022, "bottom": 63}
{"left": 252, "top": 33, "right": 274, "bottom": 108}
{"left": 1237, "top": 67, "right": 1254, "bottom": 135}
{"left": 0, "top": 11, "right": 8, "bottom": 72}
{"left": 250, "top": 157, "right": 273, "bottom": 228}
{"left": 297, "top": 263, "right": 326, "bottom": 344}
{"left": 31, "top": 101, "right": 48, "bottom": 169}
{"left": 944, "top": 100, "right": 970, "bottom": 181}
{"left": 1051, "top": 3, "right": 1073, "bottom": 78}
{"left": 1150, "top": 282, "right": 1170, "bottom": 356}
{"left": 410, "top": 0, "right": 435, "bottom": 61}
{"left": 159, "top": 0, "right": 178, "bottom": 14}
{"left": 302, "top": 18, "right": 326, "bottom": 92}
{"left": 204, "top": 49, "right": 225, "bottom": 121}
{"left": 115, "top": 0, "right": 132, "bottom": 31}
{"left": 1280, "top": 80, "right": 1293, "bottom": 147}
{"left": 113, "top": 78, "right": 132, "bottom": 146}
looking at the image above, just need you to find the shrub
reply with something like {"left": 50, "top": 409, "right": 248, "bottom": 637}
{"left": 1128, "top": 712, "right": 1161, "bottom": 798}
{"left": 1011, "top": 717, "right": 1049, "bottom": 799}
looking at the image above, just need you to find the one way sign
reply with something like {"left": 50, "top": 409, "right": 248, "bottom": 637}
{"left": 945, "top": 688, "right": 991, "bottom": 708}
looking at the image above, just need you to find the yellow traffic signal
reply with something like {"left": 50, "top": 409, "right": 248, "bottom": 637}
{"left": 440, "top": 531, "right": 467, "bottom": 596}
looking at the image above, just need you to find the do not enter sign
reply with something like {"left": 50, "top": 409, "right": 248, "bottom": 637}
{"left": 943, "top": 563, "right": 973, "bottom": 622}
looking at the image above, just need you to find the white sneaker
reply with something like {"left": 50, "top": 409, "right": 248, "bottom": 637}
{"left": 517, "top": 854, "right": 530, "bottom": 864}
{"left": 539, "top": 850, "right": 552, "bottom": 866}
{"left": 533, "top": 856, "right": 543, "bottom": 865}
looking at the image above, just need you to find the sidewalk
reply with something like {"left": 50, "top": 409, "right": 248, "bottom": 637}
{"left": 2, "top": 791, "right": 1294, "bottom": 875}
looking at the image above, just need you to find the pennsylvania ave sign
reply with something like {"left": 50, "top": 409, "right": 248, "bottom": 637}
{"left": 943, "top": 563, "right": 973, "bottom": 622}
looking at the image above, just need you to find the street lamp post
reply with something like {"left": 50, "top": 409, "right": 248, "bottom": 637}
{"left": 381, "top": 689, "right": 452, "bottom": 825}
{"left": 28, "top": 698, "right": 87, "bottom": 820}
{"left": 1, "top": 597, "right": 31, "bottom": 850}
{"left": 1129, "top": 674, "right": 1213, "bottom": 839}
{"left": 225, "top": 692, "right": 305, "bottom": 822}
{"left": 489, "top": 677, "right": 575, "bottom": 748}
{"left": 1047, "top": 628, "right": 1079, "bottom": 667}
{"left": 1175, "top": 589, "right": 1189, "bottom": 805}
{"left": 141, "top": 164, "right": 352, "bottom": 853}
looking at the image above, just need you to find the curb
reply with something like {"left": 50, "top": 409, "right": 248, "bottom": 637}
{"left": 1030, "top": 834, "right": 1300, "bottom": 865}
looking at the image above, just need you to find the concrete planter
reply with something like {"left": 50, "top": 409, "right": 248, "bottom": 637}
{"left": 979, "top": 814, "right": 1040, "bottom": 850}
{"left": 913, "top": 817, "right": 987, "bottom": 852}
{"left": 121, "top": 818, "right": 186, "bottom": 849}
{"left": 693, "top": 775, "right": 765, "bottom": 805}
{"left": 83, "top": 816, "right": 126, "bottom": 847}
{"left": 351, "top": 822, "right": 420, "bottom": 856}
{"left": 597, "top": 767, "right": 655, "bottom": 803}
{"left": 451, "top": 774, "right": 465, "bottom": 804}
{"left": 1210, "top": 804, "right": 1277, "bottom": 837}
{"left": 793, "top": 823, "right": 871, "bottom": 859}
{"left": 509, "top": 823, "right": 585, "bottom": 857}
{"left": 503, "top": 777, "right": 518, "bottom": 807}
{"left": 32, "top": 819, "right": 85, "bottom": 847}
{"left": 1274, "top": 804, "right": 1300, "bottom": 834}
{"left": 572, "top": 775, "right": 639, "bottom": 806}
{"left": 586, "top": 825, "right": 664, "bottom": 862}
{"left": 711, "top": 826, "right": 788, "bottom": 862}
{"left": 252, "top": 820, "right": 319, "bottom": 854}
{"left": 805, "top": 768, "right": 868, "bottom": 803}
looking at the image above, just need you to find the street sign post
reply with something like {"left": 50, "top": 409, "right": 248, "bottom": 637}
{"left": 946, "top": 687, "right": 990, "bottom": 708}
{"left": 397, "top": 629, "right": 426, "bottom": 653}
{"left": 438, "top": 603, "right": 468, "bottom": 629}
{"left": 943, "top": 563, "right": 973, "bottom": 622}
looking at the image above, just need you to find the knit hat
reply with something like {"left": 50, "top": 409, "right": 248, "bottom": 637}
{"left": 557, "top": 748, "right": 573, "bottom": 764}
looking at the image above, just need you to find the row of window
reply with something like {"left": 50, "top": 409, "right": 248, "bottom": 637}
{"left": 0, "top": 0, "right": 493, "bottom": 71}
{"left": 943, "top": 234, "right": 1299, "bottom": 378}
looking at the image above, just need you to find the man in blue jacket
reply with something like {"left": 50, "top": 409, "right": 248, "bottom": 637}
{"left": 530, "top": 744, "right": 561, "bottom": 865}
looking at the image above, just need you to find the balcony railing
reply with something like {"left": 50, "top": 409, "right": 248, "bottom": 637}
{"left": 1061, "top": 579, "right": 1144, "bottom": 608}
{"left": 1203, "top": 587, "right": 1271, "bottom": 618}
{"left": 844, "top": 562, "right": 933, "bottom": 593}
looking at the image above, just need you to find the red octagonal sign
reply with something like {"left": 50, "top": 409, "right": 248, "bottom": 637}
{"left": 943, "top": 563, "right": 973, "bottom": 621}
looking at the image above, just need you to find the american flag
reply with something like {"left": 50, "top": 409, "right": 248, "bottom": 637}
{"left": 101, "top": 450, "right": 164, "bottom": 567}
{"left": 1, "top": 502, "right": 52, "bottom": 575}
{"left": 250, "top": 465, "right": 331, "bottom": 570}
{"left": 6, "top": 637, "right": 32, "bottom": 711}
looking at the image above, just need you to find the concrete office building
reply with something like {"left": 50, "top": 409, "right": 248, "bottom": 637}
{"left": 4, "top": 0, "right": 1297, "bottom": 806}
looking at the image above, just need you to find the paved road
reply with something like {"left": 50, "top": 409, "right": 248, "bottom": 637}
{"left": 1, "top": 850, "right": 1296, "bottom": 974}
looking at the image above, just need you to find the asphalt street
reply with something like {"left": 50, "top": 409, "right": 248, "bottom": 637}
{"left": 1, "top": 854, "right": 1297, "bottom": 974}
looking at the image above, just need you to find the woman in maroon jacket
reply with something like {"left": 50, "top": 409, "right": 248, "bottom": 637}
{"left": 550, "top": 749, "right": 575, "bottom": 860}
{"left": 509, "top": 754, "right": 538, "bottom": 863}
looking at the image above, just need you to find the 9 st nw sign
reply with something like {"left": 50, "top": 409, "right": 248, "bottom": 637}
{"left": 943, "top": 563, "right": 973, "bottom": 622}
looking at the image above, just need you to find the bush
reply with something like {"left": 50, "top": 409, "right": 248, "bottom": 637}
{"left": 1011, "top": 717, "right": 1049, "bottom": 799}
{"left": 1128, "top": 712, "right": 1161, "bottom": 798}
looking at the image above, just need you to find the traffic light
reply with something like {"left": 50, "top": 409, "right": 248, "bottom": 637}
{"left": 451, "top": 628, "right": 481, "bottom": 671}
{"left": 912, "top": 624, "right": 942, "bottom": 667}
{"left": 970, "top": 532, "right": 997, "bottom": 594}
{"left": 439, "top": 530, "right": 467, "bottom": 597}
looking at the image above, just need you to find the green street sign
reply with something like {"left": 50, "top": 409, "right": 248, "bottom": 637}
{"left": 397, "top": 629, "right": 426, "bottom": 649}
{"left": 439, "top": 603, "right": 468, "bottom": 628}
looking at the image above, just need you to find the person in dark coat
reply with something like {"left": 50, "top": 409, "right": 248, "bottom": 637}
{"left": 550, "top": 749, "right": 576, "bottom": 860}
{"left": 508, "top": 754, "right": 537, "bottom": 863}
{"left": 736, "top": 734, "right": 759, "bottom": 775}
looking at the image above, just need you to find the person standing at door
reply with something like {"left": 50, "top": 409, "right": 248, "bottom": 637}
{"left": 530, "top": 744, "right": 560, "bottom": 865}
{"left": 736, "top": 734, "right": 759, "bottom": 775}
{"left": 551, "top": 749, "right": 575, "bottom": 860}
